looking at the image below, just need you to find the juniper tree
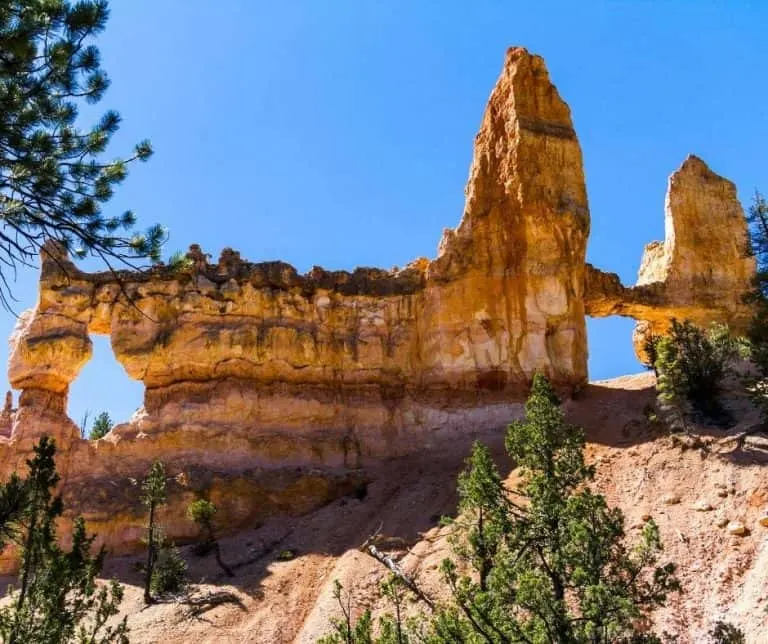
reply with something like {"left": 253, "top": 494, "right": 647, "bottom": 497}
{"left": 0, "top": 437, "right": 128, "bottom": 643}
{"left": 89, "top": 411, "right": 112, "bottom": 440}
{"left": 653, "top": 319, "right": 737, "bottom": 426}
{"left": 431, "top": 374, "right": 680, "bottom": 644}
{"left": 0, "top": 0, "right": 163, "bottom": 306}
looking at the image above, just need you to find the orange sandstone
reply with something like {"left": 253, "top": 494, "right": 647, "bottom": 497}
{"left": 0, "top": 48, "right": 755, "bottom": 567}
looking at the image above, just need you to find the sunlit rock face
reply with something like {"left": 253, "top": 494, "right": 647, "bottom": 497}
{"left": 426, "top": 47, "right": 590, "bottom": 390}
{"left": 585, "top": 155, "right": 756, "bottom": 360}
{"left": 0, "top": 48, "right": 756, "bottom": 568}
{"left": 5, "top": 47, "right": 589, "bottom": 459}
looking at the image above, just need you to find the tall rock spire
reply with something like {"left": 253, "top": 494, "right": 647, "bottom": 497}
{"left": 425, "top": 47, "right": 590, "bottom": 387}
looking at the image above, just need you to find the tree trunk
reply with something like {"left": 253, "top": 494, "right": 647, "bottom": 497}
{"left": 9, "top": 504, "right": 39, "bottom": 644}
{"left": 144, "top": 501, "right": 156, "bottom": 604}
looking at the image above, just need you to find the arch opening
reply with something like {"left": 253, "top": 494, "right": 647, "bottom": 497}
{"left": 68, "top": 335, "right": 144, "bottom": 438}
{"left": 586, "top": 316, "right": 645, "bottom": 382}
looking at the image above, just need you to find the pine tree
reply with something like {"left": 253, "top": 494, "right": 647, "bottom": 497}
{"left": 0, "top": 437, "right": 128, "bottom": 643}
{"left": 431, "top": 374, "right": 680, "bottom": 643}
{"left": 709, "top": 621, "right": 745, "bottom": 644}
{"left": 319, "top": 377, "right": 682, "bottom": 643}
{"left": 141, "top": 460, "right": 166, "bottom": 605}
{"left": 141, "top": 461, "right": 186, "bottom": 601}
{"left": 0, "top": 0, "right": 163, "bottom": 306}
{"left": 319, "top": 576, "right": 424, "bottom": 644}
{"left": 376, "top": 577, "right": 413, "bottom": 644}
{"left": 747, "top": 191, "right": 768, "bottom": 297}
{"left": 148, "top": 535, "right": 187, "bottom": 598}
{"left": 89, "top": 411, "right": 112, "bottom": 440}
{"left": 641, "top": 333, "right": 661, "bottom": 375}
{"left": 446, "top": 441, "right": 509, "bottom": 592}
{"left": 0, "top": 472, "right": 27, "bottom": 547}
{"left": 654, "top": 333, "right": 692, "bottom": 434}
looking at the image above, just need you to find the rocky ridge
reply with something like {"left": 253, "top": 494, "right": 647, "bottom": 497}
{"left": 0, "top": 47, "right": 757, "bottom": 567}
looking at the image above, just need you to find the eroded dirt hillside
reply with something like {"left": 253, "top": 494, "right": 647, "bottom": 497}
{"left": 34, "top": 373, "right": 768, "bottom": 643}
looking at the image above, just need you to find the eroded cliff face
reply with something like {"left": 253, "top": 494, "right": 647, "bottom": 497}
{"left": 585, "top": 155, "right": 756, "bottom": 359}
{"left": 0, "top": 48, "right": 757, "bottom": 566}
{"left": 6, "top": 47, "right": 591, "bottom": 455}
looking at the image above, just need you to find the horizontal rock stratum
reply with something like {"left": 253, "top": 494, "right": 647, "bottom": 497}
{"left": 0, "top": 47, "right": 756, "bottom": 564}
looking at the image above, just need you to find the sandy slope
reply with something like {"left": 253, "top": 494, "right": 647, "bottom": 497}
{"left": 71, "top": 374, "right": 768, "bottom": 642}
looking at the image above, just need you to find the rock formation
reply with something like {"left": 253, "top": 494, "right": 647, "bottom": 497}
{"left": 5, "top": 47, "right": 591, "bottom": 458}
{"left": 0, "top": 47, "right": 756, "bottom": 567}
{"left": 428, "top": 47, "right": 590, "bottom": 388}
{"left": 585, "top": 155, "right": 756, "bottom": 359}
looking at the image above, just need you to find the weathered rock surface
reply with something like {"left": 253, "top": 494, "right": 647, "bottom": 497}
{"left": 585, "top": 155, "right": 756, "bottom": 360}
{"left": 727, "top": 520, "right": 749, "bottom": 536}
{"left": 429, "top": 47, "right": 590, "bottom": 387}
{"left": 0, "top": 48, "right": 757, "bottom": 567}
{"left": 6, "top": 47, "right": 590, "bottom": 455}
{"left": 0, "top": 47, "right": 591, "bottom": 565}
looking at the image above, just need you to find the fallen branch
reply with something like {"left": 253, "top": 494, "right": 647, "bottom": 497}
{"left": 182, "top": 590, "right": 246, "bottom": 618}
{"left": 717, "top": 425, "right": 768, "bottom": 449}
{"left": 360, "top": 529, "right": 435, "bottom": 611}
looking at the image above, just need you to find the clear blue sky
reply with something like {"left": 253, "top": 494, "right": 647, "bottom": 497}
{"left": 1, "top": 1, "right": 766, "bottom": 427}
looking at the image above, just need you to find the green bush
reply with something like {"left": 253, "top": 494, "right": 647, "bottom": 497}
{"left": 187, "top": 499, "right": 216, "bottom": 533}
{"left": 654, "top": 319, "right": 737, "bottom": 425}
{"left": 150, "top": 538, "right": 188, "bottom": 597}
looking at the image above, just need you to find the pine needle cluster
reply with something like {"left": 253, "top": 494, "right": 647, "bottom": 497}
{"left": 0, "top": 0, "right": 164, "bottom": 306}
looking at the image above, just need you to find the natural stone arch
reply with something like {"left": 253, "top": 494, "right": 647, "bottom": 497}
{"left": 0, "top": 46, "right": 758, "bottom": 574}
{"left": 68, "top": 334, "right": 145, "bottom": 435}
{"left": 5, "top": 51, "right": 756, "bottom": 452}
{"left": 584, "top": 155, "right": 755, "bottom": 362}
